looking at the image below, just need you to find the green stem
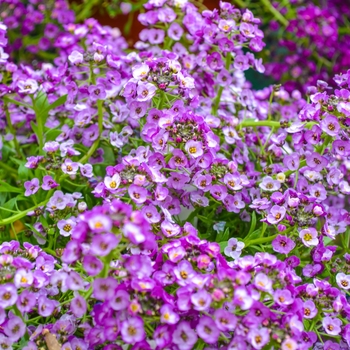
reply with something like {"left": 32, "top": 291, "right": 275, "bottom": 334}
{"left": 0, "top": 200, "right": 49, "bottom": 226}
{"left": 89, "top": 61, "right": 96, "bottom": 85}
{"left": 78, "top": 139, "right": 100, "bottom": 164}
{"left": 97, "top": 100, "right": 103, "bottom": 135}
{"left": 245, "top": 234, "right": 278, "bottom": 247}
{"left": 211, "top": 52, "right": 232, "bottom": 115}
{"left": 259, "top": 0, "right": 289, "bottom": 27}
{"left": 0, "top": 161, "right": 17, "bottom": 175}
{"left": 267, "top": 88, "right": 274, "bottom": 121}
{"left": 241, "top": 121, "right": 281, "bottom": 128}
{"left": 231, "top": 0, "right": 246, "bottom": 7}
{"left": 4, "top": 102, "right": 22, "bottom": 158}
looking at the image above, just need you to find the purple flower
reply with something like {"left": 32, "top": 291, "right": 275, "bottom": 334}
{"left": 83, "top": 255, "right": 103, "bottom": 276}
{"left": 266, "top": 205, "right": 286, "bottom": 224}
{"left": 168, "top": 22, "right": 183, "bottom": 41}
{"left": 168, "top": 246, "right": 186, "bottom": 263}
{"left": 37, "top": 295, "right": 58, "bottom": 317}
{"left": 41, "top": 175, "right": 58, "bottom": 190}
{"left": 90, "top": 233, "right": 120, "bottom": 256}
{"left": 57, "top": 218, "right": 77, "bottom": 237}
{"left": 207, "top": 52, "right": 224, "bottom": 71}
{"left": 299, "top": 228, "right": 319, "bottom": 247}
{"left": 88, "top": 84, "right": 106, "bottom": 102}
{"left": 174, "top": 260, "right": 195, "bottom": 286}
{"left": 247, "top": 328, "right": 269, "bottom": 349}
{"left": 240, "top": 22, "right": 255, "bottom": 37}
{"left": 148, "top": 29, "right": 165, "bottom": 44}
{"left": 274, "top": 289, "right": 294, "bottom": 306}
{"left": 70, "top": 293, "right": 87, "bottom": 318}
{"left": 283, "top": 154, "right": 300, "bottom": 171}
{"left": 161, "top": 220, "right": 181, "bottom": 237}
{"left": 104, "top": 173, "right": 121, "bottom": 192}
{"left": 309, "top": 184, "right": 327, "bottom": 201}
{"left": 14, "top": 268, "right": 33, "bottom": 288}
{"left": 196, "top": 316, "right": 220, "bottom": 344}
{"left": 322, "top": 316, "right": 342, "bottom": 336}
{"left": 0, "top": 283, "right": 18, "bottom": 308}
{"left": 234, "top": 55, "right": 250, "bottom": 71}
{"left": 272, "top": 235, "right": 295, "bottom": 254}
{"left": 121, "top": 317, "right": 145, "bottom": 344}
{"left": 214, "top": 309, "right": 237, "bottom": 331}
{"left": 128, "top": 184, "right": 148, "bottom": 204}
{"left": 259, "top": 176, "right": 281, "bottom": 191}
{"left": 87, "top": 214, "right": 112, "bottom": 232}
{"left": 191, "top": 290, "right": 211, "bottom": 311}
{"left": 17, "top": 290, "right": 36, "bottom": 313}
{"left": 132, "top": 64, "right": 149, "bottom": 80}
{"left": 80, "top": 164, "right": 93, "bottom": 178}
{"left": 281, "top": 339, "right": 298, "bottom": 350}
{"left": 303, "top": 300, "right": 318, "bottom": 319}
{"left": 25, "top": 156, "right": 42, "bottom": 169}
{"left": 333, "top": 140, "right": 350, "bottom": 156}
{"left": 18, "top": 79, "right": 38, "bottom": 94}
{"left": 185, "top": 140, "right": 203, "bottom": 158}
{"left": 254, "top": 273, "right": 272, "bottom": 292}
{"left": 160, "top": 304, "right": 179, "bottom": 325}
{"left": 224, "top": 173, "right": 243, "bottom": 190}
{"left": 136, "top": 82, "right": 157, "bottom": 101}
{"left": 68, "top": 50, "right": 84, "bottom": 65}
{"left": 109, "top": 289, "right": 130, "bottom": 311}
{"left": 321, "top": 115, "right": 340, "bottom": 136}
{"left": 61, "top": 158, "right": 79, "bottom": 175}
{"left": 306, "top": 152, "right": 328, "bottom": 171}
{"left": 224, "top": 238, "right": 245, "bottom": 259}
{"left": 177, "top": 72, "right": 195, "bottom": 89}
{"left": 219, "top": 19, "right": 236, "bottom": 32}
{"left": 336, "top": 273, "right": 350, "bottom": 290}
{"left": 24, "top": 178, "right": 40, "bottom": 196}
{"left": 93, "top": 277, "right": 118, "bottom": 301}
{"left": 43, "top": 141, "right": 59, "bottom": 153}
{"left": 141, "top": 205, "right": 161, "bottom": 223}
{"left": 3, "top": 315, "right": 25, "bottom": 341}
{"left": 123, "top": 222, "right": 146, "bottom": 244}
{"left": 172, "top": 322, "right": 198, "bottom": 350}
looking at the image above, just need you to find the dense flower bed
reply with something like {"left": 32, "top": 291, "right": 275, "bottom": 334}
{"left": 1, "top": 0, "right": 350, "bottom": 349}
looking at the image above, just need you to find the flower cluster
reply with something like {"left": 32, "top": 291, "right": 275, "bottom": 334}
{"left": 258, "top": 1, "right": 350, "bottom": 92}
{"left": 2, "top": 201, "right": 350, "bottom": 349}
{"left": 0, "top": 0, "right": 350, "bottom": 348}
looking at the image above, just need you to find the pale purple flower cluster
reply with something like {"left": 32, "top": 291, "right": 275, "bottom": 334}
{"left": 0, "top": 0, "right": 350, "bottom": 348}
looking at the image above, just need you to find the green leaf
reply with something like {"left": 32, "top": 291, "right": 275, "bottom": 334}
{"left": 247, "top": 211, "right": 257, "bottom": 237}
{"left": 34, "top": 91, "right": 50, "bottom": 116}
{"left": 41, "top": 94, "right": 67, "bottom": 122}
{"left": 18, "top": 164, "right": 30, "bottom": 180}
{"left": 3, "top": 96, "right": 32, "bottom": 109}
{"left": 45, "top": 128, "right": 62, "bottom": 142}
{"left": 30, "top": 120, "right": 39, "bottom": 135}
{"left": 219, "top": 241, "right": 228, "bottom": 253}
{"left": 0, "top": 180, "right": 23, "bottom": 193}
{"left": 0, "top": 197, "right": 17, "bottom": 219}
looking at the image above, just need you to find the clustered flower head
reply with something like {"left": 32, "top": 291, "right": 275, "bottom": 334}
{"left": 263, "top": 1, "right": 350, "bottom": 92}
{"left": 0, "top": 0, "right": 350, "bottom": 349}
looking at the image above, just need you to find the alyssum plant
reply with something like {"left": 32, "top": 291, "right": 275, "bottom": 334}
{"left": 1, "top": 0, "right": 350, "bottom": 349}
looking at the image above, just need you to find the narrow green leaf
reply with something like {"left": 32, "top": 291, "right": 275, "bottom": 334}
{"left": 0, "top": 197, "right": 17, "bottom": 219}
{"left": 219, "top": 241, "right": 228, "bottom": 253}
{"left": 3, "top": 96, "right": 32, "bottom": 109}
{"left": 247, "top": 211, "right": 257, "bottom": 237}
{"left": 0, "top": 181, "right": 23, "bottom": 193}
{"left": 41, "top": 94, "right": 67, "bottom": 120}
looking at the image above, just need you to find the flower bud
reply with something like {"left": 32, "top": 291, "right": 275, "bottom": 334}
{"left": 78, "top": 202, "right": 87, "bottom": 212}
{"left": 276, "top": 172, "right": 286, "bottom": 183}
